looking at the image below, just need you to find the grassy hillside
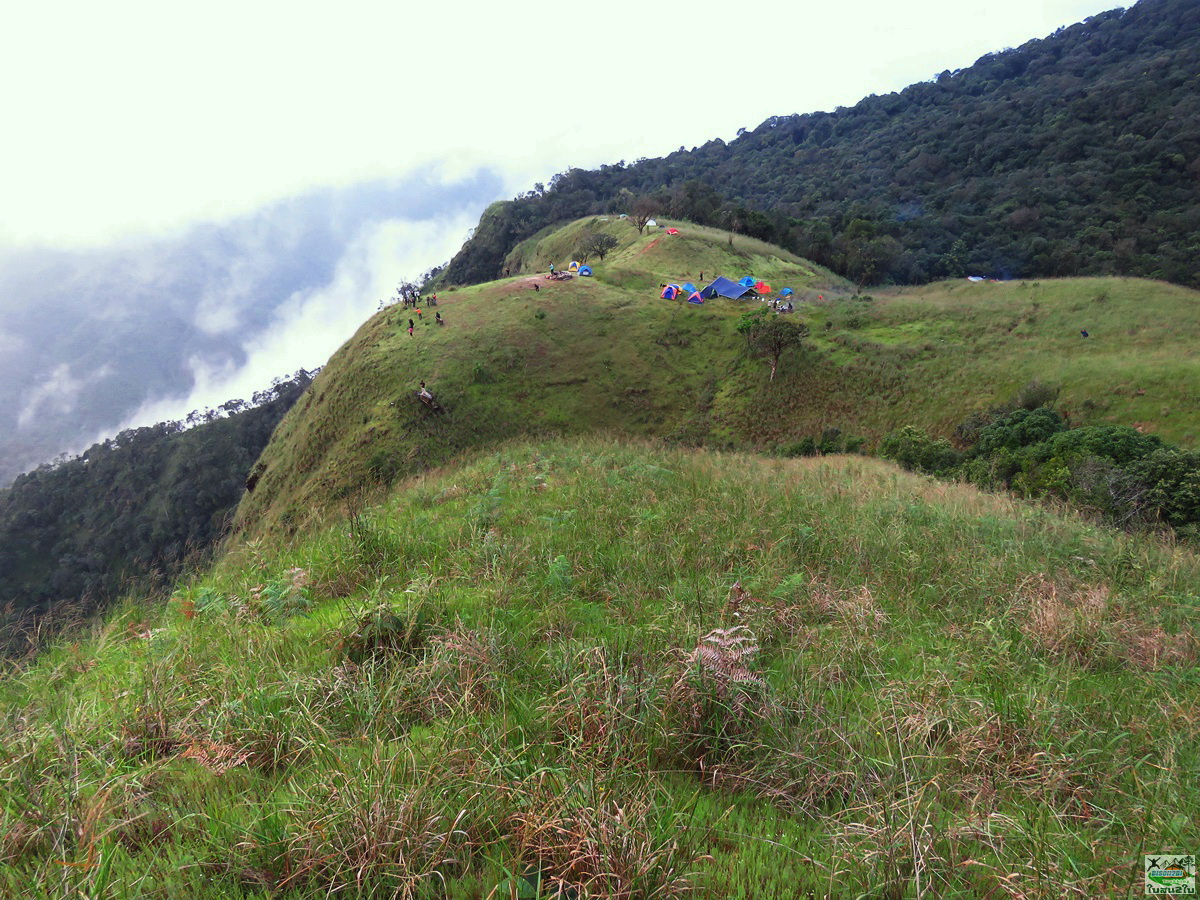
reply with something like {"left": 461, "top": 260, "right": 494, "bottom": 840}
{"left": 237, "top": 219, "right": 1200, "bottom": 538}
{"left": 3, "top": 438, "right": 1196, "bottom": 897}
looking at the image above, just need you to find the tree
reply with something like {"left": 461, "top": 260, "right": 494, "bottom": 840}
{"left": 631, "top": 196, "right": 658, "bottom": 235}
{"left": 736, "top": 310, "right": 810, "bottom": 381}
{"left": 576, "top": 231, "right": 619, "bottom": 263}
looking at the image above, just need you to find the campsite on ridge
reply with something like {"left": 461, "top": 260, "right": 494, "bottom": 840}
{"left": 4, "top": 1, "right": 1200, "bottom": 896}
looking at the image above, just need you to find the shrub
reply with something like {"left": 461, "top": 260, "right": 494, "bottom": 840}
{"left": 1044, "top": 425, "right": 1164, "bottom": 466}
{"left": 1125, "top": 448, "right": 1200, "bottom": 528}
{"left": 879, "top": 426, "right": 961, "bottom": 474}
{"left": 974, "top": 407, "right": 1067, "bottom": 455}
{"left": 338, "top": 601, "right": 433, "bottom": 665}
{"left": 1012, "top": 379, "right": 1060, "bottom": 411}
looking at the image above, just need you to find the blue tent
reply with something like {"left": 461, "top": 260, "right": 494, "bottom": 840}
{"left": 682, "top": 282, "right": 697, "bottom": 293}
{"left": 578, "top": 265, "right": 592, "bottom": 276}
{"left": 703, "top": 276, "right": 751, "bottom": 300}
{"left": 661, "top": 285, "right": 679, "bottom": 300}
{"left": 780, "top": 287, "right": 794, "bottom": 297}
{"left": 738, "top": 276, "right": 756, "bottom": 288}
{"left": 687, "top": 292, "right": 704, "bottom": 304}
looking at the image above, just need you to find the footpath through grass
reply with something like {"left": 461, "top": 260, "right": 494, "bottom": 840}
{"left": 3, "top": 438, "right": 1197, "bottom": 898}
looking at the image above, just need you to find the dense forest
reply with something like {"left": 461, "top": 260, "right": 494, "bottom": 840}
{"left": 0, "top": 371, "right": 314, "bottom": 654}
{"left": 438, "top": 0, "right": 1200, "bottom": 288}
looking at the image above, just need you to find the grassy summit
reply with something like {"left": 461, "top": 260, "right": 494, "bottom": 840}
{"left": 237, "top": 218, "right": 1200, "bottom": 539}
{"left": 3, "top": 437, "right": 1197, "bottom": 897}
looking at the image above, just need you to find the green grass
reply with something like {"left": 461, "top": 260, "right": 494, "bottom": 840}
{"left": 235, "top": 217, "right": 1200, "bottom": 538}
{"left": 3, "top": 437, "right": 1198, "bottom": 897}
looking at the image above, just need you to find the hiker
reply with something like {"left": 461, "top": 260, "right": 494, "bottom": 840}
{"left": 549, "top": 262, "right": 556, "bottom": 275}
{"left": 699, "top": 272, "right": 704, "bottom": 281}
{"left": 417, "top": 308, "right": 423, "bottom": 319}
{"left": 408, "top": 318, "right": 414, "bottom": 336}
{"left": 534, "top": 283, "right": 540, "bottom": 293}
{"left": 418, "top": 381, "right": 433, "bottom": 401}
{"left": 504, "top": 268, "right": 510, "bottom": 277}
{"left": 435, "top": 311, "right": 443, "bottom": 325}
{"left": 1081, "top": 330, "right": 1089, "bottom": 337}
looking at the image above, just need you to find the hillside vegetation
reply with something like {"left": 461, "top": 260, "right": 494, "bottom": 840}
{"left": 439, "top": 0, "right": 1200, "bottom": 288}
{"left": 238, "top": 218, "right": 1200, "bottom": 538}
{"left": 3, "top": 437, "right": 1197, "bottom": 898}
{"left": 0, "top": 372, "right": 314, "bottom": 654}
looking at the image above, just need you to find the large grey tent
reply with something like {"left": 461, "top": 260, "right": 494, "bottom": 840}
{"left": 701, "top": 276, "right": 751, "bottom": 300}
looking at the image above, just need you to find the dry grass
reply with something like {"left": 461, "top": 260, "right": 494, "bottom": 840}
{"left": 1018, "top": 575, "right": 1195, "bottom": 669}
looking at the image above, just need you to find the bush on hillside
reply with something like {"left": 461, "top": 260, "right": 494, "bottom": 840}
{"left": 1125, "top": 448, "right": 1200, "bottom": 531}
{"left": 880, "top": 426, "right": 961, "bottom": 475}
{"left": 975, "top": 407, "right": 1067, "bottom": 455}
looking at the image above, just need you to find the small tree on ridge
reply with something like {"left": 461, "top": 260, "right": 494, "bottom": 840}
{"left": 737, "top": 309, "right": 810, "bottom": 381}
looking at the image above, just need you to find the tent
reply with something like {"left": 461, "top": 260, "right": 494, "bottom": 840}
{"left": 568, "top": 260, "right": 580, "bottom": 272}
{"left": 703, "top": 277, "right": 751, "bottom": 300}
{"left": 738, "top": 276, "right": 756, "bottom": 288}
{"left": 666, "top": 227, "right": 680, "bottom": 235}
{"left": 780, "top": 288, "right": 794, "bottom": 297}
{"left": 682, "top": 282, "right": 698, "bottom": 293}
{"left": 754, "top": 281, "right": 772, "bottom": 295}
{"left": 578, "top": 265, "right": 592, "bottom": 276}
{"left": 646, "top": 219, "right": 658, "bottom": 228}
{"left": 687, "top": 291, "right": 704, "bottom": 304}
{"left": 661, "top": 285, "right": 679, "bottom": 300}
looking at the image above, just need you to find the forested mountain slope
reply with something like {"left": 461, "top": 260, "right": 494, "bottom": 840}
{"left": 0, "top": 372, "right": 313, "bottom": 652}
{"left": 440, "top": 0, "right": 1200, "bottom": 287}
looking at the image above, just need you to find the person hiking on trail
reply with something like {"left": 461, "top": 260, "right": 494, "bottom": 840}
{"left": 417, "top": 308, "right": 423, "bottom": 319}
{"left": 408, "top": 318, "right": 414, "bottom": 336}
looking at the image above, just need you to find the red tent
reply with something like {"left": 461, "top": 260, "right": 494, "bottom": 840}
{"left": 666, "top": 227, "right": 680, "bottom": 235}
{"left": 754, "top": 280, "right": 772, "bottom": 295}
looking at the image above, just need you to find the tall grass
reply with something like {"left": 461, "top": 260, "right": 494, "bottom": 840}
{"left": 2, "top": 438, "right": 1197, "bottom": 897}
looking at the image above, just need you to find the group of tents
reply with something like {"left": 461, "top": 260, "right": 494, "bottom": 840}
{"left": 567, "top": 261, "right": 594, "bottom": 276}
{"left": 660, "top": 276, "right": 796, "bottom": 304}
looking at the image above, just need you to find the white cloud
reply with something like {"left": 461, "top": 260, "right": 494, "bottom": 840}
{"left": 120, "top": 212, "right": 475, "bottom": 427}
{"left": 0, "top": 0, "right": 1122, "bottom": 248}
{"left": 17, "top": 363, "right": 85, "bottom": 429}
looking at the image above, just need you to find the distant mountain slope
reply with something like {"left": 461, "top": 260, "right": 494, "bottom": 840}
{"left": 440, "top": 0, "right": 1200, "bottom": 288}
{"left": 0, "top": 371, "right": 313, "bottom": 651}
{"left": 237, "top": 218, "right": 1200, "bottom": 538}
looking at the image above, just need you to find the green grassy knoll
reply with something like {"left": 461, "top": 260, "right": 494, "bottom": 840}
{"left": 236, "top": 218, "right": 1200, "bottom": 538}
{"left": 3, "top": 438, "right": 1197, "bottom": 897}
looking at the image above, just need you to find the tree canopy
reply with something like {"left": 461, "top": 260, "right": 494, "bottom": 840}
{"left": 0, "top": 371, "right": 315, "bottom": 655}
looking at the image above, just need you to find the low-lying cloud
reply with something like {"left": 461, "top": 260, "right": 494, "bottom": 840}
{"left": 0, "top": 168, "right": 504, "bottom": 485}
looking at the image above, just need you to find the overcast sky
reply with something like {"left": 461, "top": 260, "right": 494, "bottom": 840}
{"left": 0, "top": 0, "right": 1126, "bottom": 476}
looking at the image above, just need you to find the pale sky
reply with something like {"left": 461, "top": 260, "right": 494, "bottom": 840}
{"left": 2, "top": 0, "right": 1123, "bottom": 248}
